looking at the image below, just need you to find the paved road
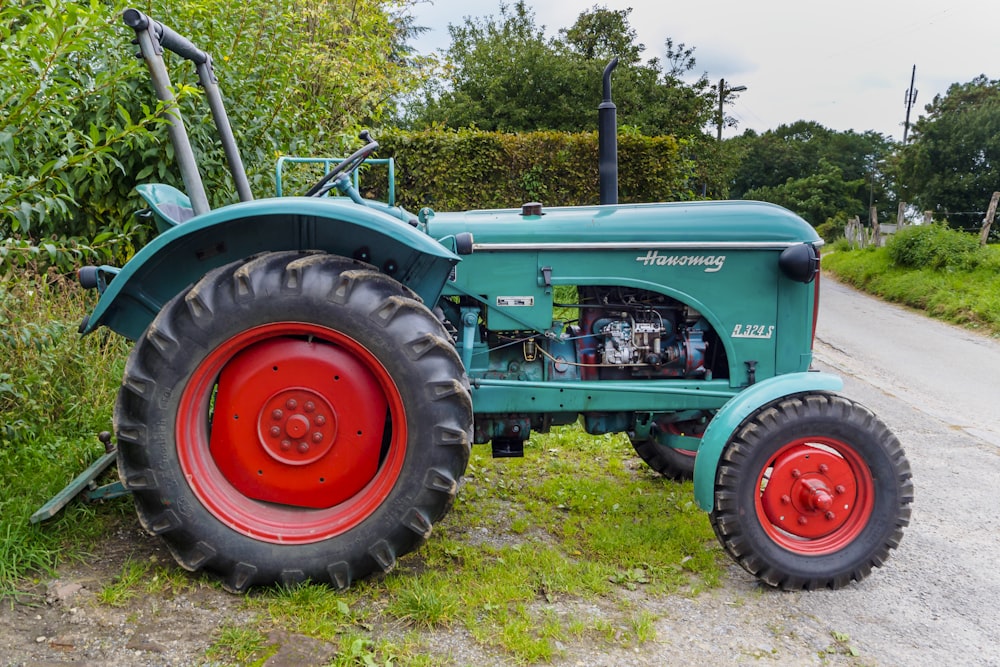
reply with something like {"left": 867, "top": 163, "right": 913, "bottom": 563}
{"left": 791, "top": 277, "right": 1000, "bottom": 666}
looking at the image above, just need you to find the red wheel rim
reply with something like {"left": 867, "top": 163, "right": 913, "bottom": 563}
{"left": 664, "top": 423, "right": 699, "bottom": 457}
{"left": 755, "top": 437, "right": 874, "bottom": 555}
{"left": 176, "top": 323, "right": 407, "bottom": 544}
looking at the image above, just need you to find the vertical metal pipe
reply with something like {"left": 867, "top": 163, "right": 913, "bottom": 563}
{"left": 598, "top": 57, "right": 619, "bottom": 205}
{"left": 196, "top": 62, "right": 253, "bottom": 201}
{"left": 130, "top": 26, "right": 211, "bottom": 216}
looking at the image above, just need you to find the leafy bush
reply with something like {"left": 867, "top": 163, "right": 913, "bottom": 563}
{"left": 0, "top": 0, "right": 162, "bottom": 240}
{"left": 2, "top": 0, "right": 429, "bottom": 249}
{"left": 886, "top": 223, "right": 982, "bottom": 270}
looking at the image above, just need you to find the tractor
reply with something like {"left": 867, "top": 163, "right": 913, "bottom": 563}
{"left": 66, "top": 10, "right": 912, "bottom": 593}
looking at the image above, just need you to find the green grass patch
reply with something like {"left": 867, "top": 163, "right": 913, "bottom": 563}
{"left": 824, "top": 239, "right": 1000, "bottom": 336}
{"left": 233, "top": 426, "right": 721, "bottom": 664}
{"left": 2, "top": 272, "right": 722, "bottom": 663}
{"left": 0, "top": 270, "right": 131, "bottom": 595}
{"left": 204, "top": 623, "right": 272, "bottom": 665}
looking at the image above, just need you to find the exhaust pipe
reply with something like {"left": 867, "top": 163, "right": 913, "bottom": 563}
{"left": 598, "top": 57, "right": 619, "bottom": 205}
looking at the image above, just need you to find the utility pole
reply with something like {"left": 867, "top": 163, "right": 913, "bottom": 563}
{"left": 717, "top": 78, "right": 747, "bottom": 140}
{"left": 903, "top": 65, "right": 918, "bottom": 144}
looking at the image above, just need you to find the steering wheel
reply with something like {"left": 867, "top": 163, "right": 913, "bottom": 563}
{"left": 305, "top": 131, "right": 380, "bottom": 197}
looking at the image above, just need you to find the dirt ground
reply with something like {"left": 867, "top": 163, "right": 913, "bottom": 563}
{"left": 5, "top": 283, "right": 1000, "bottom": 666}
{"left": 1, "top": 518, "right": 875, "bottom": 667}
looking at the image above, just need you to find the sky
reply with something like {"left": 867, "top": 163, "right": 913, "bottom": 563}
{"left": 405, "top": 0, "right": 999, "bottom": 140}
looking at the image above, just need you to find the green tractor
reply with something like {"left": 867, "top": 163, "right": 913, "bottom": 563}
{"left": 72, "top": 10, "right": 912, "bottom": 593}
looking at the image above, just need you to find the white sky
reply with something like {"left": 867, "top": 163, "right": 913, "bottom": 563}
{"left": 406, "top": 0, "right": 997, "bottom": 140}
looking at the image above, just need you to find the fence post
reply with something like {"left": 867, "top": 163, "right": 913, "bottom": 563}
{"left": 897, "top": 201, "right": 907, "bottom": 227}
{"left": 845, "top": 216, "right": 862, "bottom": 248}
{"left": 870, "top": 205, "right": 881, "bottom": 246}
{"left": 980, "top": 191, "right": 999, "bottom": 246}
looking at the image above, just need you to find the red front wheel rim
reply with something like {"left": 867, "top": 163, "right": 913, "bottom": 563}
{"left": 755, "top": 437, "right": 875, "bottom": 555}
{"left": 176, "top": 323, "right": 407, "bottom": 544}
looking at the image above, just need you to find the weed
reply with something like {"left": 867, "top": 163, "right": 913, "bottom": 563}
{"left": 825, "top": 630, "right": 861, "bottom": 657}
{"left": 385, "top": 572, "right": 461, "bottom": 628}
{"left": 0, "top": 271, "right": 129, "bottom": 593}
{"left": 329, "top": 634, "right": 412, "bottom": 667}
{"left": 255, "top": 583, "right": 358, "bottom": 640}
{"left": 97, "top": 559, "right": 150, "bottom": 607}
{"left": 205, "top": 623, "right": 270, "bottom": 664}
{"left": 629, "top": 610, "right": 658, "bottom": 643}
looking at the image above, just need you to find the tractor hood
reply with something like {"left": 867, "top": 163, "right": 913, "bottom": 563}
{"left": 426, "top": 200, "right": 821, "bottom": 248}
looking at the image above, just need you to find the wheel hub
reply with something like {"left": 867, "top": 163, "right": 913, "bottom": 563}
{"left": 209, "top": 337, "right": 387, "bottom": 509}
{"left": 258, "top": 389, "right": 337, "bottom": 466}
{"left": 759, "top": 445, "right": 859, "bottom": 539}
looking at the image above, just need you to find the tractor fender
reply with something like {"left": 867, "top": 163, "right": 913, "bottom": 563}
{"left": 81, "top": 196, "right": 460, "bottom": 341}
{"left": 692, "top": 371, "right": 844, "bottom": 511}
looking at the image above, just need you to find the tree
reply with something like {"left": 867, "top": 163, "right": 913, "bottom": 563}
{"left": 743, "top": 158, "right": 865, "bottom": 232}
{"left": 399, "top": 3, "right": 717, "bottom": 140}
{"left": 559, "top": 5, "right": 643, "bottom": 65}
{"left": 401, "top": 2, "right": 592, "bottom": 132}
{"left": 899, "top": 75, "right": 1000, "bottom": 231}
{"left": 730, "top": 121, "right": 894, "bottom": 224}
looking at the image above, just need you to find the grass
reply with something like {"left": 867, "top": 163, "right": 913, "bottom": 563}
{"left": 823, "top": 238, "right": 1000, "bottom": 336}
{"left": 2, "top": 269, "right": 723, "bottom": 663}
{"left": 11, "top": 251, "right": 949, "bottom": 662}
{"left": 0, "top": 268, "right": 131, "bottom": 595}
{"left": 220, "top": 431, "right": 722, "bottom": 664}
{"left": 1, "top": 269, "right": 722, "bottom": 662}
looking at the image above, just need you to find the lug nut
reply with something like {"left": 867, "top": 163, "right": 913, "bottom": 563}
{"left": 791, "top": 469, "right": 801, "bottom": 478}
{"left": 269, "top": 426, "right": 281, "bottom": 438}
{"left": 781, "top": 494, "right": 791, "bottom": 505}
{"left": 312, "top": 432, "right": 324, "bottom": 443}
{"left": 286, "top": 399, "right": 298, "bottom": 410}
{"left": 825, "top": 511, "right": 836, "bottom": 520}
{"left": 297, "top": 442, "right": 310, "bottom": 453}
{"left": 272, "top": 409, "right": 284, "bottom": 420}
{"left": 280, "top": 440, "right": 292, "bottom": 451}
{"left": 818, "top": 463, "right": 829, "bottom": 474}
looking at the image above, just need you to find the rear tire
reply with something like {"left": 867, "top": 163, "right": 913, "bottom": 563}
{"left": 709, "top": 393, "right": 912, "bottom": 590}
{"left": 114, "top": 251, "right": 472, "bottom": 592}
{"left": 629, "top": 437, "right": 696, "bottom": 480}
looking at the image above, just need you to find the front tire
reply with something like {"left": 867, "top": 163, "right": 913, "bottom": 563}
{"left": 709, "top": 393, "right": 912, "bottom": 590}
{"left": 114, "top": 251, "right": 472, "bottom": 592}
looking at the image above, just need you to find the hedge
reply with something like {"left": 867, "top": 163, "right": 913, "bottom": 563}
{"left": 356, "top": 128, "right": 699, "bottom": 211}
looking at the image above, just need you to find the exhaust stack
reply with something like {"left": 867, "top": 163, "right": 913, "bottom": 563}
{"left": 598, "top": 57, "right": 619, "bottom": 205}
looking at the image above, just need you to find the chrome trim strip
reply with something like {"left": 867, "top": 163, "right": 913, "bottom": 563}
{"left": 471, "top": 241, "right": 817, "bottom": 251}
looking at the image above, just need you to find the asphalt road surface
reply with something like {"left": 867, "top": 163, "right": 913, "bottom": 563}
{"left": 795, "top": 276, "right": 1000, "bottom": 666}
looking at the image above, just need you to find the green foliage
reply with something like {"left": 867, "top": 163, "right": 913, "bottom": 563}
{"left": 824, "top": 242, "right": 1000, "bottom": 335}
{"left": 886, "top": 223, "right": 984, "bottom": 270}
{"left": 0, "top": 270, "right": 130, "bottom": 592}
{"left": 400, "top": 2, "right": 716, "bottom": 140}
{"left": 744, "top": 158, "right": 866, "bottom": 228}
{"left": 899, "top": 75, "right": 1000, "bottom": 231}
{"left": 732, "top": 121, "right": 894, "bottom": 222}
{"left": 0, "top": 0, "right": 163, "bottom": 240}
{"left": 205, "top": 624, "right": 271, "bottom": 664}
{"left": 367, "top": 128, "right": 697, "bottom": 211}
{"left": 2, "top": 0, "right": 428, "bottom": 251}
